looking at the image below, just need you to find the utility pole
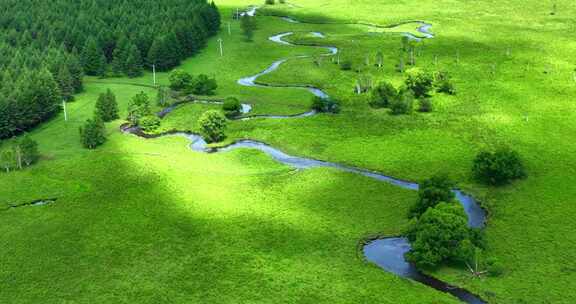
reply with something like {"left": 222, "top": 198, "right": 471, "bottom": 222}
{"left": 152, "top": 64, "right": 156, "bottom": 86}
{"left": 62, "top": 100, "right": 68, "bottom": 122}
{"left": 218, "top": 38, "right": 223, "bottom": 57}
{"left": 228, "top": 22, "right": 231, "bottom": 35}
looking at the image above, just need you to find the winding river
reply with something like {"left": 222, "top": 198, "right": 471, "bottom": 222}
{"left": 123, "top": 8, "right": 487, "bottom": 304}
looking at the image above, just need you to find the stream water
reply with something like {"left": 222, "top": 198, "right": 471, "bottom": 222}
{"left": 123, "top": 9, "right": 487, "bottom": 303}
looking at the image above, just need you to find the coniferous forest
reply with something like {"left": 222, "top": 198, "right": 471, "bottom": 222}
{"left": 0, "top": 0, "right": 220, "bottom": 139}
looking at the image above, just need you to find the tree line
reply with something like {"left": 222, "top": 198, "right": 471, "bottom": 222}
{"left": 0, "top": 0, "right": 221, "bottom": 140}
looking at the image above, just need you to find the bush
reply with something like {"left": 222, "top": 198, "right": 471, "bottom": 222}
{"left": 198, "top": 110, "right": 227, "bottom": 143}
{"left": 139, "top": 115, "right": 161, "bottom": 132}
{"left": 169, "top": 69, "right": 193, "bottom": 91}
{"left": 418, "top": 97, "right": 433, "bottom": 112}
{"left": 407, "top": 202, "right": 479, "bottom": 269}
{"left": 223, "top": 97, "right": 242, "bottom": 118}
{"left": 79, "top": 117, "right": 106, "bottom": 149}
{"left": 311, "top": 96, "right": 340, "bottom": 113}
{"left": 95, "top": 89, "right": 119, "bottom": 122}
{"left": 265, "top": 0, "right": 275, "bottom": 4}
{"left": 369, "top": 82, "right": 397, "bottom": 108}
{"left": 435, "top": 71, "right": 456, "bottom": 95}
{"left": 340, "top": 60, "right": 352, "bottom": 71}
{"left": 410, "top": 174, "right": 455, "bottom": 218}
{"left": 192, "top": 74, "right": 218, "bottom": 95}
{"left": 389, "top": 89, "right": 413, "bottom": 115}
{"left": 485, "top": 257, "right": 505, "bottom": 277}
{"left": 472, "top": 149, "right": 526, "bottom": 185}
{"left": 405, "top": 67, "right": 434, "bottom": 98}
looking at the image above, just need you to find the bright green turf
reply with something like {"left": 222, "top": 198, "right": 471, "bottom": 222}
{"left": 2, "top": 0, "right": 576, "bottom": 303}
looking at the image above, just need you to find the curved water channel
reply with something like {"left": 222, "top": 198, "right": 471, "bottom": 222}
{"left": 123, "top": 9, "right": 487, "bottom": 304}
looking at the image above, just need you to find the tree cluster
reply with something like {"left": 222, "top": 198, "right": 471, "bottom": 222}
{"left": 406, "top": 175, "right": 485, "bottom": 269}
{"left": 0, "top": 135, "right": 39, "bottom": 172}
{"left": 369, "top": 68, "right": 456, "bottom": 115}
{"left": 168, "top": 70, "right": 218, "bottom": 95}
{"left": 0, "top": 0, "right": 220, "bottom": 139}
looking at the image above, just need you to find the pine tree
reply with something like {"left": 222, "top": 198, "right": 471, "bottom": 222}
{"left": 31, "top": 69, "right": 62, "bottom": 121}
{"left": 81, "top": 37, "right": 106, "bottom": 76}
{"left": 79, "top": 117, "right": 107, "bottom": 149}
{"left": 240, "top": 15, "right": 255, "bottom": 42}
{"left": 111, "top": 36, "right": 129, "bottom": 75}
{"left": 66, "top": 52, "right": 84, "bottom": 93}
{"left": 57, "top": 65, "right": 75, "bottom": 101}
{"left": 124, "top": 43, "right": 143, "bottom": 77}
{"left": 95, "top": 89, "right": 119, "bottom": 122}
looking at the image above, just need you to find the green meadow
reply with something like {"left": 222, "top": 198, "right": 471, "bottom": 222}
{"left": 1, "top": 0, "right": 575, "bottom": 303}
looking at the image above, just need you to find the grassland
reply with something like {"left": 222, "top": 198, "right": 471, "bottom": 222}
{"left": 1, "top": 0, "right": 576, "bottom": 303}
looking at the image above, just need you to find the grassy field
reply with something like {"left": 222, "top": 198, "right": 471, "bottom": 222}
{"left": 1, "top": 0, "right": 576, "bottom": 303}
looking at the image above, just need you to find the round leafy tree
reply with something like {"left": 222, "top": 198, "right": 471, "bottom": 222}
{"left": 169, "top": 69, "right": 193, "bottom": 91}
{"left": 472, "top": 148, "right": 526, "bottom": 185}
{"left": 405, "top": 67, "right": 434, "bottom": 98}
{"left": 198, "top": 110, "right": 227, "bottom": 143}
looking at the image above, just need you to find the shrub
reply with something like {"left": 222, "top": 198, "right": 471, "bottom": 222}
{"left": 192, "top": 74, "right": 218, "bottom": 95}
{"left": 389, "top": 89, "right": 413, "bottom": 115}
{"left": 369, "top": 82, "right": 397, "bottom": 108}
{"left": 139, "top": 115, "right": 161, "bottom": 132}
{"left": 198, "top": 110, "right": 227, "bottom": 143}
{"left": 418, "top": 97, "right": 433, "bottom": 112}
{"left": 410, "top": 174, "right": 455, "bottom": 218}
{"left": 485, "top": 257, "right": 505, "bottom": 277}
{"left": 407, "top": 202, "right": 479, "bottom": 269}
{"left": 311, "top": 96, "right": 340, "bottom": 113}
{"left": 472, "top": 149, "right": 526, "bottom": 185}
{"left": 223, "top": 97, "right": 242, "bottom": 118}
{"left": 405, "top": 67, "right": 434, "bottom": 98}
{"left": 169, "top": 69, "right": 193, "bottom": 91}
{"left": 265, "top": 0, "right": 275, "bottom": 4}
{"left": 95, "top": 89, "right": 119, "bottom": 122}
{"left": 79, "top": 117, "right": 106, "bottom": 149}
{"left": 435, "top": 71, "right": 456, "bottom": 95}
{"left": 340, "top": 60, "right": 352, "bottom": 71}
